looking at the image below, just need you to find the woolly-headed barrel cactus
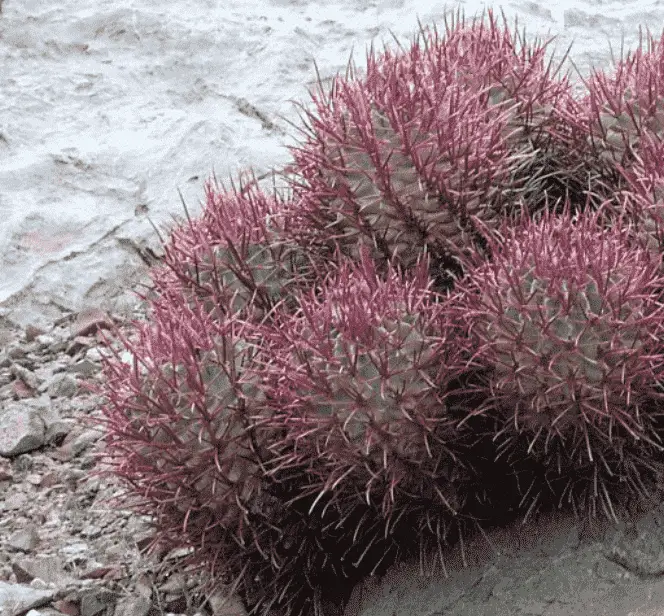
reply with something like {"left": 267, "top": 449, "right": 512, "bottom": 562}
{"left": 278, "top": 9, "right": 594, "bottom": 295}
{"left": 442, "top": 203, "right": 664, "bottom": 522}
{"left": 568, "top": 28, "right": 664, "bottom": 171}
{"left": 243, "top": 244, "right": 478, "bottom": 575}
{"left": 92, "top": 252, "right": 377, "bottom": 616}
{"left": 148, "top": 169, "right": 328, "bottom": 324}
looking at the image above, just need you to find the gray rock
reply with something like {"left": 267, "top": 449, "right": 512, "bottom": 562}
{"left": 34, "top": 335, "right": 56, "bottom": 351}
{"left": 61, "top": 542, "right": 90, "bottom": 567}
{"left": 71, "top": 309, "right": 115, "bottom": 339}
{"left": 68, "top": 428, "right": 102, "bottom": 458}
{"left": 7, "top": 527, "right": 40, "bottom": 552}
{"left": 34, "top": 406, "right": 73, "bottom": 446}
{"left": 13, "top": 556, "right": 75, "bottom": 587}
{"left": 0, "top": 581, "right": 55, "bottom": 616}
{"left": 206, "top": 590, "right": 248, "bottom": 616}
{"left": 79, "top": 589, "right": 118, "bottom": 616}
{"left": 66, "top": 359, "right": 99, "bottom": 378}
{"left": 44, "top": 418, "right": 75, "bottom": 446}
{"left": 45, "top": 374, "right": 78, "bottom": 398}
{"left": 24, "top": 325, "right": 46, "bottom": 343}
{"left": 0, "top": 405, "right": 46, "bottom": 457}
{"left": 6, "top": 346, "right": 27, "bottom": 360}
{"left": 0, "top": 491, "right": 28, "bottom": 511}
{"left": 84, "top": 348, "right": 103, "bottom": 363}
{"left": 113, "top": 596, "right": 151, "bottom": 616}
{"left": 9, "top": 363, "right": 42, "bottom": 391}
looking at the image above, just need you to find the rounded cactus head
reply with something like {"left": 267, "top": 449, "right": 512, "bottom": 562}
{"left": 91, "top": 282, "right": 364, "bottom": 616}
{"left": 244, "top": 244, "right": 479, "bottom": 576}
{"left": 147, "top": 169, "right": 327, "bottom": 324}
{"left": 90, "top": 288, "right": 277, "bottom": 593}
{"left": 573, "top": 27, "right": 664, "bottom": 170}
{"left": 279, "top": 8, "right": 587, "bottom": 296}
{"left": 443, "top": 201, "right": 664, "bottom": 522}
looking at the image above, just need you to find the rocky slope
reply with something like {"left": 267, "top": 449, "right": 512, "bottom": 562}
{"left": 0, "top": 289, "right": 247, "bottom": 616}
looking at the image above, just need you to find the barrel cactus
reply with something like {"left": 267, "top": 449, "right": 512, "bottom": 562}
{"left": 240, "top": 244, "right": 481, "bottom": 576}
{"left": 564, "top": 28, "right": 664, "bottom": 172}
{"left": 606, "top": 133, "right": 664, "bottom": 264}
{"left": 148, "top": 169, "right": 327, "bottom": 324}
{"left": 442, "top": 203, "right": 664, "bottom": 522}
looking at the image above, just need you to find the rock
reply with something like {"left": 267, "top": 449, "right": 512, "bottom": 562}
{"left": 0, "top": 580, "right": 55, "bottom": 616}
{"left": 7, "top": 346, "right": 27, "bottom": 360}
{"left": 65, "top": 360, "right": 98, "bottom": 379}
{"left": 24, "top": 326, "right": 45, "bottom": 344}
{"left": 1, "top": 491, "right": 28, "bottom": 511}
{"left": 45, "top": 374, "right": 78, "bottom": 399}
{"left": 83, "top": 348, "right": 103, "bottom": 363}
{"left": 34, "top": 335, "right": 57, "bottom": 351}
{"left": 65, "top": 338, "right": 95, "bottom": 358}
{"left": 52, "top": 598, "right": 80, "bottom": 616}
{"left": 52, "top": 599, "right": 80, "bottom": 616}
{"left": 28, "top": 579, "right": 49, "bottom": 591}
{"left": 0, "top": 311, "right": 255, "bottom": 616}
{"left": 7, "top": 527, "right": 40, "bottom": 552}
{"left": 112, "top": 596, "right": 151, "bottom": 616}
{"left": 0, "top": 405, "right": 46, "bottom": 457}
{"left": 78, "top": 589, "right": 118, "bottom": 616}
{"left": 12, "top": 556, "right": 75, "bottom": 587}
{"left": 0, "top": 459, "right": 12, "bottom": 481}
{"left": 61, "top": 544, "right": 91, "bottom": 568}
{"left": 44, "top": 418, "right": 75, "bottom": 447}
{"left": 54, "top": 428, "right": 101, "bottom": 461}
{"left": 71, "top": 309, "right": 114, "bottom": 339}
{"left": 9, "top": 363, "right": 42, "bottom": 392}
{"left": 11, "top": 378, "right": 34, "bottom": 399}
{"left": 206, "top": 590, "right": 248, "bottom": 616}
{"left": 163, "top": 595, "right": 187, "bottom": 613}
{"left": 159, "top": 573, "right": 187, "bottom": 594}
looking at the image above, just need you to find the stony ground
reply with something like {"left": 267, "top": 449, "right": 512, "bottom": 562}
{"left": 0, "top": 298, "right": 248, "bottom": 616}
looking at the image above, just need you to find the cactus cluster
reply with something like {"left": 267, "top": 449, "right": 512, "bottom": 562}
{"left": 90, "top": 9, "right": 664, "bottom": 616}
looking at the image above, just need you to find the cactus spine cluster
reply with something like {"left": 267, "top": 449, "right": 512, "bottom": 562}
{"left": 91, "top": 9, "right": 664, "bottom": 616}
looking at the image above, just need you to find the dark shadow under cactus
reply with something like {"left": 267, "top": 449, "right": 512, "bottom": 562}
{"left": 235, "top": 475, "right": 408, "bottom": 616}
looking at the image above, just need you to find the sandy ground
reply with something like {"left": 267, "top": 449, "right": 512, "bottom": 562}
{"left": 2, "top": 0, "right": 663, "bottom": 331}
{"left": 5, "top": 1, "right": 664, "bottom": 615}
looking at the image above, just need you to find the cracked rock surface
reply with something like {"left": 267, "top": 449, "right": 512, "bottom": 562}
{"left": 344, "top": 502, "right": 664, "bottom": 616}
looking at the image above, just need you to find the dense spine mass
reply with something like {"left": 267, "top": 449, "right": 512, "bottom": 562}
{"left": 441, "top": 204, "right": 664, "bottom": 521}
{"left": 92, "top": 9, "right": 664, "bottom": 616}
{"left": 279, "top": 9, "right": 600, "bottom": 295}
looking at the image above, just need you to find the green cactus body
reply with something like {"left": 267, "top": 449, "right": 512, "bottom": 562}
{"left": 174, "top": 242, "right": 304, "bottom": 319}
{"left": 299, "top": 310, "right": 439, "bottom": 455}
{"left": 248, "top": 246, "right": 469, "bottom": 534}
{"left": 95, "top": 15, "right": 664, "bottom": 614}
{"left": 584, "top": 36, "right": 664, "bottom": 169}
{"left": 446, "top": 202, "right": 664, "bottom": 521}
{"left": 485, "top": 265, "right": 646, "bottom": 436}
